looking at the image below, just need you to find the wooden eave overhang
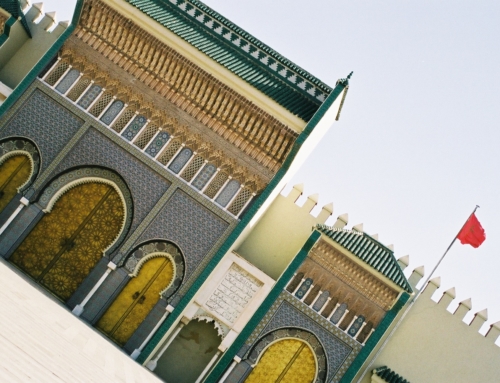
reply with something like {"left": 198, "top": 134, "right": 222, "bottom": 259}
{"left": 316, "top": 225, "right": 413, "bottom": 293}
{"left": 124, "top": 0, "right": 333, "bottom": 122}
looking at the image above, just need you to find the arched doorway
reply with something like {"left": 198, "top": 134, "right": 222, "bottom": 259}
{"left": 96, "top": 255, "right": 174, "bottom": 345}
{"left": 10, "top": 182, "right": 125, "bottom": 301}
{"left": 0, "top": 154, "right": 32, "bottom": 212}
{"left": 154, "top": 319, "right": 222, "bottom": 383}
{"left": 245, "top": 338, "right": 317, "bottom": 383}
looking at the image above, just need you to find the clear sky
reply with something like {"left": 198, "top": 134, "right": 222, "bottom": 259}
{"left": 43, "top": 0, "right": 500, "bottom": 334}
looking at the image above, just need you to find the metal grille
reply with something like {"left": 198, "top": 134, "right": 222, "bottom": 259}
{"left": 157, "top": 140, "right": 182, "bottom": 166}
{"left": 180, "top": 155, "right": 204, "bottom": 182}
{"left": 134, "top": 124, "right": 158, "bottom": 149}
{"left": 45, "top": 61, "right": 69, "bottom": 86}
{"left": 204, "top": 171, "right": 228, "bottom": 199}
{"left": 111, "top": 109, "right": 135, "bottom": 133}
{"left": 67, "top": 78, "right": 91, "bottom": 101}
{"left": 228, "top": 187, "right": 252, "bottom": 216}
{"left": 89, "top": 92, "right": 113, "bottom": 117}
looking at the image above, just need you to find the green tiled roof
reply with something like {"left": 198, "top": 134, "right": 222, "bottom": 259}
{"left": 0, "top": 0, "right": 31, "bottom": 37}
{"left": 126, "top": 0, "right": 334, "bottom": 121}
{"left": 316, "top": 225, "right": 413, "bottom": 293}
{"left": 374, "top": 366, "right": 411, "bottom": 383}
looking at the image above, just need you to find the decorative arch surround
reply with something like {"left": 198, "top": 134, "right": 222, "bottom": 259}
{"left": 122, "top": 240, "right": 185, "bottom": 300}
{"left": 0, "top": 137, "right": 41, "bottom": 193}
{"left": 192, "top": 313, "right": 228, "bottom": 339}
{"left": 246, "top": 328, "right": 327, "bottom": 383}
{"left": 37, "top": 167, "right": 133, "bottom": 255}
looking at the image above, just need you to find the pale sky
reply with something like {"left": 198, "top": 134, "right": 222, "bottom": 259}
{"left": 41, "top": 1, "right": 500, "bottom": 334}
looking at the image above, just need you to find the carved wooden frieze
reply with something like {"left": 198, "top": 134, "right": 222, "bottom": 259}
{"left": 307, "top": 239, "right": 399, "bottom": 311}
{"left": 73, "top": 0, "right": 298, "bottom": 175}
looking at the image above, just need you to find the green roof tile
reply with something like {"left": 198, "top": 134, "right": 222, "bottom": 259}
{"left": 126, "top": 0, "right": 333, "bottom": 121}
{"left": 374, "top": 366, "right": 411, "bottom": 383}
{"left": 316, "top": 224, "right": 413, "bottom": 293}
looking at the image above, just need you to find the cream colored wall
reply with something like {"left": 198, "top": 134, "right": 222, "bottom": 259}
{"left": 357, "top": 278, "right": 500, "bottom": 383}
{"left": 0, "top": 5, "right": 67, "bottom": 89}
{"left": 235, "top": 184, "right": 336, "bottom": 280}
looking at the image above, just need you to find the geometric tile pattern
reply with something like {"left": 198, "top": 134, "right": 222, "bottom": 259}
{"left": 214, "top": 179, "right": 240, "bottom": 207}
{"left": 48, "top": 128, "right": 170, "bottom": 236}
{"left": 136, "top": 189, "right": 229, "bottom": 279}
{"left": 0, "top": 90, "right": 84, "bottom": 173}
{"left": 295, "top": 278, "right": 312, "bottom": 300}
{"left": 241, "top": 292, "right": 362, "bottom": 383}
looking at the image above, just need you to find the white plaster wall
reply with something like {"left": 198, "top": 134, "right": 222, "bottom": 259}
{"left": 357, "top": 284, "right": 500, "bottom": 383}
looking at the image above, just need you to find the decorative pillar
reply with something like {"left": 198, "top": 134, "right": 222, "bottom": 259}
{"left": 131, "top": 304, "right": 175, "bottom": 360}
{"left": 146, "top": 321, "right": 185, "bottom": 371}
{"left": 194, "top": 350, "right": 221, "bottom": 383}
{"left": 0, "top": 197, "right": 29, "bottom": 236}
{"left": 72, "top": 262, "right": 117, "bottom": 316}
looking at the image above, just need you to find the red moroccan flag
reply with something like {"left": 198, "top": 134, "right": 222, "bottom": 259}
{"left": 457, "top": 213, "right": 486, "bottom": 248}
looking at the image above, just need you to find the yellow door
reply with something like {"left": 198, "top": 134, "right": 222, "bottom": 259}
{"left": 96, "top": 256, "right": 174, "bottom": 345}
{"left": 245, "top": 339, "right": 316, "bottom": 383}
{"left": 10, "top": 182, "right": 124, "bottom": 301}
{"left": 0, "top": 154, "right": 32, "bottom": 213}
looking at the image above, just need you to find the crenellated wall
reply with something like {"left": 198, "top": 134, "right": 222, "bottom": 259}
{"left": 357, "top": 268, "right": 500, "bottom": 383}
{"left": 0, "top": 1, "right": 69, "bottom": 90}
{"left": 235, "top": 183, "right": 337, "bottom": 279}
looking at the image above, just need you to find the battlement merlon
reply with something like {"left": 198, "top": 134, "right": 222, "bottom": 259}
{"left": 0, "top": 1, "right": 69, "bottom": 96}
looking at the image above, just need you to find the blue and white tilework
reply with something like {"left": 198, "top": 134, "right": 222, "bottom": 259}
{"left": 330, "top": 303, "right": 348, "bottom": 325}
{"left": 168, "top": 147, "right": 192, "bottom": 174}
{"left": 312, "top": 291, "right": 329, "bottom": 312}
{"left": 55, "top": 69, "right": 80, "bottom": 94}
{"left": 100, "top": 100, "right": 124, "bottom": 125}
{"left": 215, "top": 179, "right": 239, "bottom": 207}
{"left": 192, "top": 163, "right": 216, "bottom": 190}
{"left": 295, "top": 278, "right": 313, "bottom": 299}
{"left": 0, "top": 90, "right": 84, "bottom": 173}
{"left": 145, "top": 132, "right": 170, "bottom": 157}
{"left": 121, "top": 115, "right": 147, "bottom": 141}
{"left": 136, "top": 189, "right": 229, "bottom": 278}
{"left": 77, "top": 84, "right": 102, "bottom": 109}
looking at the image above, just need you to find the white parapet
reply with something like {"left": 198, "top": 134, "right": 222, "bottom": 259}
{"left": 408, "top": 266, "right": 426, "bottom": 290}
{"left": 438, "top": 287, "right": 456, "bottom": 309}
{"left": 397, "top": 255, "right": 410, "bottom": 270}
{"left": 453, "top": 298, "right": 472, "bottom": 321}
{"left": 333, "top": 213, "right": 348, "bottom": 228}
{"left": 469, "top": 308, "right": 488, "bottom": 332}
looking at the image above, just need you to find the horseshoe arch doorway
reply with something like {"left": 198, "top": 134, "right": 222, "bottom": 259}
{"left": 96, "top": 255, "right": 175, "bottom": 346}
{"left": 10, "top": 180, "right": 126, "bottom": 301}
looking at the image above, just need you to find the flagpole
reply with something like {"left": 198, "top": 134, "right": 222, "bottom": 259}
{"left": 415, "top": 204, "right": 479, "bottom": 299}
{"left": 356, "top": 205, "right": 480, "bottom": 383}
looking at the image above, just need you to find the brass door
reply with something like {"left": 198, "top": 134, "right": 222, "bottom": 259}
{"left": 0, "top": 154, "right": 31, "bottom": 213}
{"left": 96, "top": 256, "right": 174, "bottom": 345}
{"left": 11, "top": 182, "right": 124, "bottom": 301}
{"left": 245, "top": 339, "right": 316, "bottom": 383}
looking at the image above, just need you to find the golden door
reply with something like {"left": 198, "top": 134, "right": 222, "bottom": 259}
{"left": 0, "top": 154, "right": 32, "bottom": 213}
{"left": 10, "top": 182, "right": 124, "bottom": 301}
{"left": 245, "top": 339, "right": 316, "bottom": 383}
{"left": 96, "top": 256, "right": 174, "bottom": 345}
